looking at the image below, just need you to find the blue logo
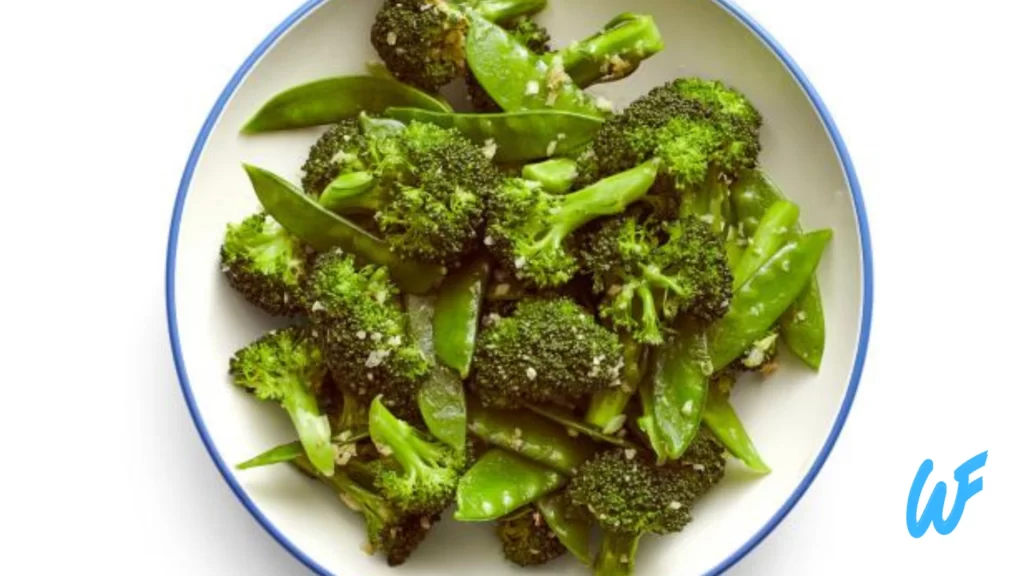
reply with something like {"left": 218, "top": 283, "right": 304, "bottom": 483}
{"left": 906, "top": 450, "right": 988, "bottom": 538}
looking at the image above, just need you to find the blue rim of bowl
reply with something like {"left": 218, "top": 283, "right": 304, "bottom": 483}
{"left": 165, "top": 1, "right": 874, "bottom": 574}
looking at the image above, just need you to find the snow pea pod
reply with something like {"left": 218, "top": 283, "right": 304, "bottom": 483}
{"left": 433, "top": 257, "right": 490, "bottom": 379}
{"left": 526, "top": 404, "right": 637, "bottom": 448}
{"left": 467, "top": 398, "right": 596, "bottom": 475}
{"left": 236, "top": 432, "right": 369, "bottom": 471}
{"left": 708, "top": 229, "right": 834, "bottom": 371}
{"left": 405, "top": 294, "right": 468, "bottom": 454}
{"left": 536, "top": 493, "right": 591, "bottom": 564}
{"left": 732, "top": 171, "right": 827, "bottom": 369}
{"left": 702, "top": 375, "right": 770, "bottom": 474}
{"left": 465, "top": 13, "right": 605, "bottom": 117}
{"left": 732, "top": 200, "right": 800, "bottom": 288}
{"left": 523, "top": 158, "right": 579, "bottom": 194}
{"left": 243, "top": 164, "right": 445, "bottom": 294}
{"left": 240, "top": 75, "right": 451, "bottom": 134}
{"left": 638, "top": 316, "right": 710, "bottom": 462}
{"left": 318, "top": 171, "right": 378, "bottom": 214}
{"left": 383, "top": 107, "right": 604, "bottom": 162}
{"left": 454, "top": 449, "right": 567, "bottom": 521}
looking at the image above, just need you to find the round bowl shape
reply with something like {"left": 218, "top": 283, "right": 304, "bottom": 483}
{"left": 166, "top": 1, "right": 872, "bottom": 575}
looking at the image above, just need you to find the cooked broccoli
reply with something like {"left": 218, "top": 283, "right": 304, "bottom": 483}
{"left": 577, "top": 213, "right": 734, "bottom": 345}
{"left": 366, "top": 396, "right": 462, "bottom": 516}
{"left": 567, "top": 430, "right": 727, "bottom": 575}
{"left": 497, "top": 506, "right": 567, "bottom": 566}
{"left": 371, "top": 0, "right": 547, "bottom": 93}
{"left": 730, "top": 325, "right": 781, "bottom": 374}
{"left": 300, "top": 117, "right": 499, "bottom": 266}
{"left": 306, "top": 249, "right": 430, "bottom": 420}
{"left": 484, "top": 159, "right": 660, "bottom": 288}
{"left": 470, "top": 296, "right": 624, "bottom": 409}
{"left": 557, "top": 13, "right": 664, "bottom": 88}
{"left": 467, "top": 16, "right": 552, "bottom": 113}
{"left": 292, "top": 455, "right": 440, "bottom": 567}
{"left": 220, "top": 212, "right": 309, "bottom": 316}
{"left": 229, "top": 326, "right": 335, "bottom": 477}
{"left": 592, "top": 78, "right": 762, "bottom": 189}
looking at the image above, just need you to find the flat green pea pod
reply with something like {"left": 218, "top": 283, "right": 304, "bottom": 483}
{"left": 526, "top": 404, "right": 637, "bottom": 448}
{"left": 536, "top": 493, "right": 591, "bottom": 564}
{"left": 235, "top": 431, "right": 369, "bottom": 471}
{"left": 702, "top": 375, "right": 770, "bottom": 474}
{"left": 240, "top": 75, "right": 452, "bottom": 134}
{"left": 433, "top": 257, "right": 490, "bottom": 379}
{"left": 383, "top": 107, "right": 604, "bottom": 163}
{"left": 732, "top": 200, "right": 800, "bottom": 288}
{"left": 637, "top": 316, "right": 710, "bottom": 462}
{"left": 465, "top": 12, "right": 605, "bottom": 118}
{"left": 454, "top": 449, "right": 567, "bottom": 521}
{"left": 732, "top": 171, "right": 827, "bottom": 369}
{"left": 405, "top": 294, "right": 468, "bottom": 454}
{"left": 522, "top": 158, "right": 579, "bottom": 194}
{"left": 318, "top": 172, "right": 378, "bottom": 215}
{"left": 243, "top": 164, "right": 445, "bottom": 294}
{"left": 467, "top": 398, "right": 596, "bottom": 475}
{"left": 708, "top": 229, "right": 834, "bottom": 371}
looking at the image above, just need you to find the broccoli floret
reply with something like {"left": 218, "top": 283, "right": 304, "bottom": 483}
{"left": 592, "top": 79, "right": 762, "bottom": 188}
{"left": 302, "top": 118, "right": 498, "bottom": 266}
{"left": 567, "top": 430, "right": 727, "bottom": 575}
{"left": 366, "top": 396, "right": 462, "bottom": 516}
{"left": 292, "top": 455, "right": 440, "bottom": 567}
{"left": 306, "top": 249, "right": 430, "bottom": 420}
{"left": 485, "top": 160, "right": 659, "bottom": 288}
{"left": 371, "top": 0, "right": 546, "bottom": 93}
{"left": 470, "top": 297, "right": 624, "bottom": 409}
{"left": 301, "top": 119, "right": 367, "bottom": 196}
{"left": 730, "top": 326, "right": 781, "bottom": 374}
{"left": 577, "top": 213, "right": 733, "bottom": 345}
{"left": 557, "top": 13, "right": 664, "bottom": 87}
{"left": 497, "top": 507, "right": 567, "bottom": 567}
{"left": 229, "top": 326, "right": 335, "bottom": 477}
{"left": 220, "top": 212, "right": 309, "bottom": 316}
{"left": 467, "top": 16, "right": 552, "bottom": 112}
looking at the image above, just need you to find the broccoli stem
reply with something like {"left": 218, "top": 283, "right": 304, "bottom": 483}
{"left": 586, "top": 334, "right": 645, "bottom": 429}
{"left": 553, "top": 159, "right": 660, "bottom": 237}
{"left": 292, "top": 455, "right": 397, "bottom": 525}
{"left": 636, "top": 285, "right": 662, "bottom": 343}
{"left": 467, "top": 0, "right": 549, "bottom": 23}
{"left": 561, "top": 14, "right": 664, "bottom": 87}
{"left": 319, "top": 171, "right": 380, "bottom": 214}
{"left": 594, "top": 530, "right": 641, "bottom": 576}
{"left": 282, "top": 394, "right": 336, "bottom": 478}
{"left": 369, "top": 397, "right": 431, "bottom": 476}
{"left": 641, "top": 264, "right": 687, "bottom": 297}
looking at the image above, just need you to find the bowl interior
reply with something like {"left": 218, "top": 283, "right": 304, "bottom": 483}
{"left": 169, "top": 1, "right": 866, "bottom": 574}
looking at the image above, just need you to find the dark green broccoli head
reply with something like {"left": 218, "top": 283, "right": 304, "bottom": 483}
{"left": 306, "top": 249, "right": 430, "bottom": 420}
{"left": 301, "top": 119, "right": 368, "bottom": 196}
{"left": 497, "top": 507, "right": 567, "bottom": 567}
{"left": 382, "top": 511, "right": 442, "bottom": 566}
{"left": 567, "top": 428, "right": 726, "bottom": 536}
{"left": 367, "top": 397, "right": 462, "bottom": 516}
{"left": 577, "top": 213, "right": 733, "bottom": 344}
{"left": 673, "top": 77, "right": 762, "bottom": 174}
{"left": 467, "top": 16, "right": 552, "bottom": 112}
{"left": 729, "top": 326, "right": 781, "bottom": 374}
{"left": 370, "top": 0, "right": 468, "bottom": 93}
{"left": 471, "top": 296, "right": 625, "bottom": 409}
{"left": 220, "top": 212, "right": 309, "bottom": 316}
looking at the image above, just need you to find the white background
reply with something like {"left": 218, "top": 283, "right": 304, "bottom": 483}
{"left": 1, "top": 0, "right": 1021, "bottom": 573}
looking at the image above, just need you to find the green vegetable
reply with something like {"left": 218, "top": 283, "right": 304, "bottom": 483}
{"left": 467, "top": 398, "right": 596, "bottom": 475}
{"left": 242, "top": 164, "right": 444, "bottom": 294}
{"left": 318, "top": 172, "right": 377, "bottom": 214}
{"left": 585, "top": 333, "right": 646, "bottom": 432}
{"left": 732, "top": 200, "right": 799, "bottom": 288}
{"left": 496, "top": 505, "right": 567, "bottom": 566}
{"left": 219, "top": 212, "right": 308, "bottom": 316}
{"left": 367, "top": 396, "right": 463, "bottom": 515}
{"left": 454, "top": 449, "right": 567, "bottom": 521}
{"left": 466, "top": 15, "right": 553, "bottom": 112}
{"left": 732, "top": 170, "right": 827, "bottom": 369}
{"left": 557, "top": 13, "right": 664, "bottom": 87}
{"left": 229, "top": 327, "right": 335, "bottom": 477}
{"left": 432, "top": 257, "right": 490, "bottom": 379}
{"left": 703, "top": 374, "right": 770, "bottom": 474}
{"left": 239, "top": 75, "right": 452, "bottom": 134}
{"left": 522, "top": 158, "right": 579, "bottom": 194}
{"left": 235, "top": 431, "right": 370, "bottom": 471}
{"left": 383, "top": 107, "right": 604, "bottom": 163}
{"left": 526, "top": 404, "right": 637, "bottom": 448}
{"left": 405, "top": 294, "right": 468, "bottom": 454}
{"left": 637, "top": 316, "right": 710, "bottom": 462}
{"left": 485, "top": 159, "right": 660, "bottom": 288}
{"left": 708, "top": 229, "right": 834, "bottom": 371}
{"left": 536, "top": 493, "right": 591, "bottom": 564}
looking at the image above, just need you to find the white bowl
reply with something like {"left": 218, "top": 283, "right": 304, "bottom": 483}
{"left": 165, "top": 1, "right": 873, "bottom": 574}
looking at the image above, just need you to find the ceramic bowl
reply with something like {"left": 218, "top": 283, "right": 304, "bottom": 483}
{"left": 166, "top": 1, "right": 873, "bottom": 574}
